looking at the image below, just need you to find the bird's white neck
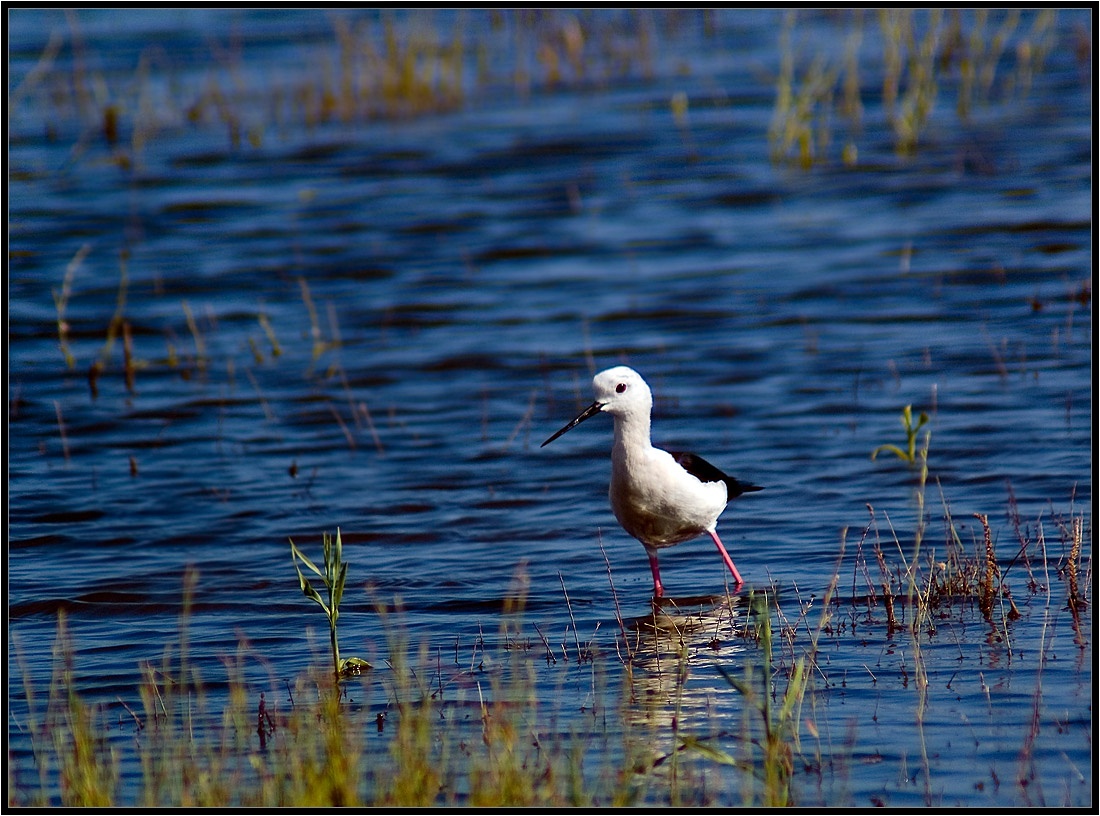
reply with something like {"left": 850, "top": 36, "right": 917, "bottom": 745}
{"left": 611, "top": 409, "right": 652, "bottom": 461}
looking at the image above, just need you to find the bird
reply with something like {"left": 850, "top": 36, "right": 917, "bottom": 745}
{"left": 542, "top": 366, "right": 762, "bottom": 599}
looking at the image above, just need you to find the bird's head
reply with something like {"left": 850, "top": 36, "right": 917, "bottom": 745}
{"left": 591, "top": 366, "right": 652, "bottom": 419}
{"left": 541, "top": 366, "right": 652, "bottom": 447}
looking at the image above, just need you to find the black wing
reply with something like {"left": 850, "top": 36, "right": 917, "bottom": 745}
{"left": 669, "top": 450, "right": 763, "bottom": 500}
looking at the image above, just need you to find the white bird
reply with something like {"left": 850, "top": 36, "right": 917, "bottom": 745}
{"left": 542, "top": 366, "right": 762, "bottom": 599}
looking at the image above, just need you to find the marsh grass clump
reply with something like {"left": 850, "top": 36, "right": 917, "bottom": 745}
{"left": 770, "top": 9, "right": 1066, "bottom": 166}
{"left": 8, "top": 495, "right": 1090, "bottom": 808}
{"left": 16, "top": 612, "right": 120, "bottom": 807}
{"left": 129, "top": 568, "right": 270, "bottom": 808}
{"left": 12, "top": 10, "right": 668, "bottom": 167}
{"left": 713, "top": 592, "right": 812, "bottom": 807}
{"left": 375, "top": 641, "right": 447, "bottom": 806}
{"left": 659, "top": 576, "right": 836, "bottom": 807}
{"left": 768, "top": 11, "right": 849, "bottom": 169}
{"left": 856, "top": 414, "right": 1062, "bottom": 652}
{"left": 251, "top": 678, "right": 367, "bottom": 808}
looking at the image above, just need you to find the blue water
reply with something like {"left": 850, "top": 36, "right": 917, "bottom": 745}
{"left": 7, "top": 8, "right": 1093, "bottom": 807}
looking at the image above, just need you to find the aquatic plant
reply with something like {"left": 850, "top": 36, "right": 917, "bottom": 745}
{"left": 8, "top": 502, "right": 1090, "bottom": 809}
{"left": 769, "top": 9, "right": 1065, "bottom": 165}
{"left": 51, "top": 243, "right": 89, "bottom": 370}
{"left": 715, "top": 592, "right": 807, "bottom": 806}
{"left": 871, "top": 403, "right": 929, "bottom": 465}
{"left": 768, "top": 11, "right": 847, "bottom": 169}
{"left": 11, "top": 10, "right": 664, "bottom": 165}
{"left": 289, "top": 528, "right": 371, "bottom": 687}
{"left": 17, "top": 612, "right": 120, "bottom": 807}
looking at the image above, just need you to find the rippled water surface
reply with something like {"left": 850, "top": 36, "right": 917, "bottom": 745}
{"left": 7, "top": 9, "right": 1093, "bottom": 807}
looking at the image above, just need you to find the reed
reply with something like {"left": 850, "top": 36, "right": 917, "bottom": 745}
{"left": 17, "top": 10, "right": 667, "bottom": 170}
{"left": 242, "top": 670, "right": 368, "bottom": 807}
{"left": 180, "top": 300, "right": 206, "bottom": 375}
{"left": 713, "top": 592, "right": 804, "bottom": 806}
{"left": 51, "top": 243, "right": 90, "bottom": 370}
{"left": 770, "top": 9, "right": 1063, "bottom": 165}
{"left": 8, "top": 483, "right": 1090, "bottom": 807}
{"left": 257, "top": 313, "right": 282, "bottom": 359}
{"left": 376, "top": 637, "right": 447, "bottom": 806}
{"left": 38, "top": 612, "right": 119, "bottom": 807}
{"left": 15, "top": 10, "right": 1071, "bottom": 178}
{"left": 52, "top": 400, "right": 71, "bottom": 463}
{"left": 974, "top": 512, "right": 1020, "bottom": 624}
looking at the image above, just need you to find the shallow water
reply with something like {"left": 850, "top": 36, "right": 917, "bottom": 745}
{"left": 7, "top": 9, "right": 1093, "bottom": 807}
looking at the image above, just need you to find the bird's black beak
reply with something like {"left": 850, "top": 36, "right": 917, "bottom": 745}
{"left": 541, "top": 401, "right": 603, "bottom": 447}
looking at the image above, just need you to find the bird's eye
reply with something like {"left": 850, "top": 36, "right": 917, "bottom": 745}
{"left": 616, "top": 382, "right": 627, "bottom": 393}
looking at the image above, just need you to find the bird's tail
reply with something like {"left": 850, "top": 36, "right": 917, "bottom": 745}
{"left": 725, "top": 476, "right": 763, "bottom": 499}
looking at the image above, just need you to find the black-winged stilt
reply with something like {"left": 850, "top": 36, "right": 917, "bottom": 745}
{"left": 542, "top": 366, "right": 762, "bottom": 598}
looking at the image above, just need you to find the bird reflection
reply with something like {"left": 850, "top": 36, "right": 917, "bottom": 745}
{"left": 617, "top": 593, "right": 753, "bottom": 751}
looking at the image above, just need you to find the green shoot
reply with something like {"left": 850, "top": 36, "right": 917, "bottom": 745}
{"left": 289, "top": 528, "right": 371, "bottom": 687}
{"left": 871, "top": 404, "right": 929, "bottom": 464}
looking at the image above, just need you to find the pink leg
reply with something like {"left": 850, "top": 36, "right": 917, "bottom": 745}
{"left": 708, "top": 530, "right": 744, "bottom": 586}
{"left": 646, "top": 549, "right": 664, "bottom": 598}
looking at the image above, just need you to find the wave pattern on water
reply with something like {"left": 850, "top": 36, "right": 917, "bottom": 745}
{"left": 7, "top": 8, "right": 1092, "bottom": 808}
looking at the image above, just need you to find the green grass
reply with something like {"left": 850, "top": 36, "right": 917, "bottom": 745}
{"left": 11, "top": 10, "right": 664, "bottom": 167}
{"left": 11, "top": 11, "right": 1089, "bottom": 805}
{"left": 9, "top": 486, "right": 1089, "bottom": 808}
{"left": 769, "top": 9, "right": 1064, "bottom": 166}
{"left": 17, "top": 10, "right": 1070, "bottom": 175}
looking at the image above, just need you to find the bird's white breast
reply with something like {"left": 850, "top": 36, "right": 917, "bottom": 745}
{"left": 608, "top": 445, "right": 727, "bottom": 548}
